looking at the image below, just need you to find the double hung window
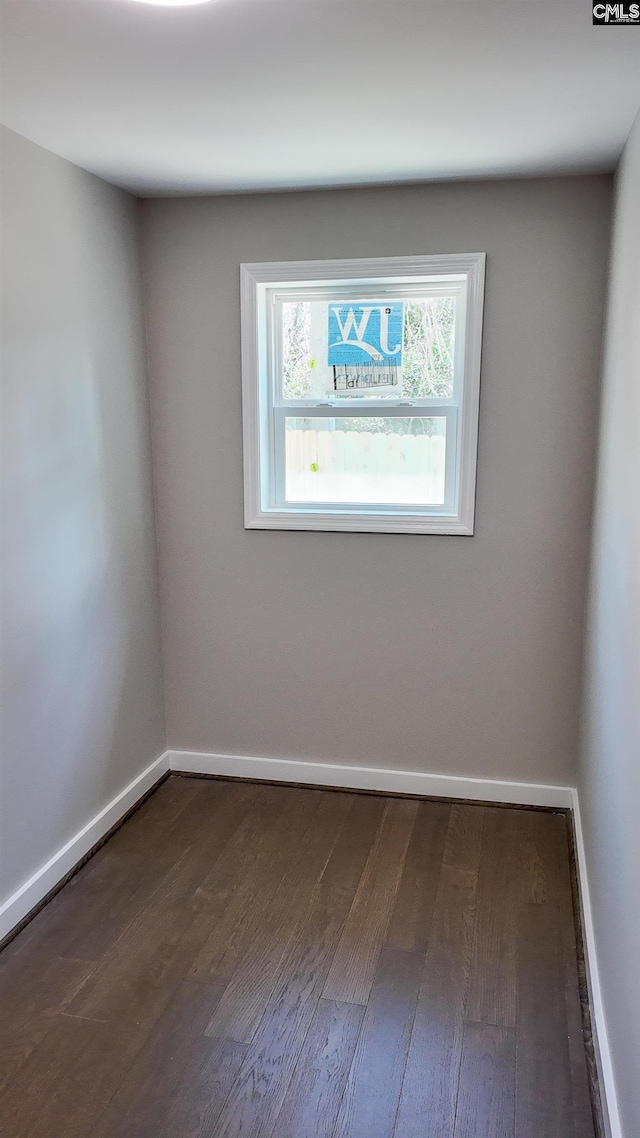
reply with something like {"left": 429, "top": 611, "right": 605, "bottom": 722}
{"left": 241, "top": 254, "right": 485, "bottom": 534}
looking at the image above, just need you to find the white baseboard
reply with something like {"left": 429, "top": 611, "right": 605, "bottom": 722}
{"left": 0, "top": 753, "right": 170, "bottom": 943}
{"left": 570, "top": 790, "right": 622, "bottom": 1138}
{"left": 167, "top": 748, "right": 575, "bottom": 808}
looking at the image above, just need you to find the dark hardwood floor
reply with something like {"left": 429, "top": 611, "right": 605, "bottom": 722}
{"left": 0, "top": 776, "right": 598, "bottom": 1137}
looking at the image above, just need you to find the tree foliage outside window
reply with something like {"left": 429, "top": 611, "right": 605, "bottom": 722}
{"left": 402, "top": 297, "right": 455, "bottom": 398}
{"left": 282, "top": 302, "right": 313, "bottom": 400}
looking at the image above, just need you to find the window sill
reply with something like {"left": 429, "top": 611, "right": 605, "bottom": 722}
{"left": 244, "top": 507, "right": 475, "bottom": 535}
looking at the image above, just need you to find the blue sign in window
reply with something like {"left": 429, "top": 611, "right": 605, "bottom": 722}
{"left": 328, "top": 302, "right": 404, "bottom": 367}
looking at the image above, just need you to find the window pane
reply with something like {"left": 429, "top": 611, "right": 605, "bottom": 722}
{"left": 282, "top": 301, "right": 314, "bottom": 399}
{"left": 403, "top": 298, "right": 455, "bottom": 398}
{"left": 281, "top": 297, "right": 455, "bottom": 401}
{"left": 284, "top": 417, "right": 447, "bottom": 505}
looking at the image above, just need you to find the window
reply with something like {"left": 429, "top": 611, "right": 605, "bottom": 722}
{"left": 241, "top": 253, "right": 485, "bottom": 534}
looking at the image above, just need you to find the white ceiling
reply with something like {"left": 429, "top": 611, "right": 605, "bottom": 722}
{"left": 1, "top": 0, "right": 639, "bottom": 196}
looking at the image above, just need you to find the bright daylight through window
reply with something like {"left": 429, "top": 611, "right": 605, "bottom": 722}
{"left": 241, "top": 254, "right": 485, "bottom": 534}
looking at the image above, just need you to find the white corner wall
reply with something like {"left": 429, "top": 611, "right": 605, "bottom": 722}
{"left": 0, "top": 128, "right": 166, "bottom": 922}
{"left": 579, "top": 110, "right": 640, "bottom": 1138}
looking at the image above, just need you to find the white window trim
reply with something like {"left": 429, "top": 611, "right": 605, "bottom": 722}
{"left": 240, "top": 253, "right": 485, "bottom": 535}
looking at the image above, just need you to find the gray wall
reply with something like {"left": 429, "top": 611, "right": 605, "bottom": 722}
{"left": 142, "top": 176, "right": 611, "bottom": 785}
{"left": 0, "top": 128, "right": 165, "bottom": 905}
{"left": 579, "top": 111, "right": 640, "bottom": 1138}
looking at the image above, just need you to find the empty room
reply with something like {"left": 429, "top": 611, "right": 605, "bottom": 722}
{"left": 0, "top": 1, "right": 639, "bottom": 1135}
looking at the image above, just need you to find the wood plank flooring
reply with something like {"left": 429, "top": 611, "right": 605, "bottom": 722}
{"left": 0, "top": 776, "right": 598, "bottom": 1137}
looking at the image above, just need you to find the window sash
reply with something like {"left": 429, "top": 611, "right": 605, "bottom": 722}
{"left": 271, "top": 405, "right": 459, "bottom": 514}
{"left": 269, "top": 281, "right": 467, "bottom": 409}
